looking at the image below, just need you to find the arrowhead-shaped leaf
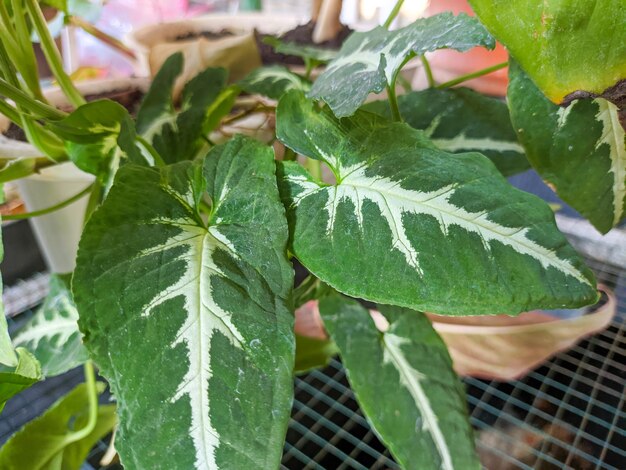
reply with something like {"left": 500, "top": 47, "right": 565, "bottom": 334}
{"left": 508, "top": 61, "right": 626, "bottom": 234}
{"left": 136, "top": 53, "right": 228, "bottom": 163}
{"left": 364, "top": 88, "right": 530, "bottom": 177}
{"left": 239, "top": 66, "right": 310, "bottom": 100}
{"left": 319, "top": 294, "right": 479, "bottom": 470}
{"left": 0, "top": 348, "right": 41, "bottom": 414}
{"left": 73, "top": 136, "right": 294, "bottom": 469}
{"left": 308, "top": 12, "right": 495, "bottom": 117}
{"left": 277, "top": 91, "right": 597, "bottom": 315}
{"left": 0, "top": 382, "right": 116, "bottom": 470}
{"left": 13, "top": 274, "right": 88, "bottom": 377}
{"left": 468, "top": 0, "right": 626, "bottom": 104}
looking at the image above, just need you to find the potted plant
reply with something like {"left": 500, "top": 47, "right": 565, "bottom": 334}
{"left": 1, "top": 0, "right": 624, "bottom": 469}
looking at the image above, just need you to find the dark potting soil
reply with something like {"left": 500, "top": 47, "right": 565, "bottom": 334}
{"left": 257, "top": 20, "right": 353, "bottom": 66}
{"left": 3, "top": 88, "right": 145, "bottom": 143}
{"left": 175, "top": 29, "right": 235, "bottom": 42}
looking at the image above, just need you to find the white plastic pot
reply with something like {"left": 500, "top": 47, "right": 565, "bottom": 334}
{"left": 1, "top": 78, "right": 150, "bottom": 274}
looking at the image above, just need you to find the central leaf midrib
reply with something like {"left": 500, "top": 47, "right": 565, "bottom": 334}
{"left": 339, "top": 179, "right": 563, "bottom": 264}
{"left": 383, "top": 333, "right": 453, "bottom": 470}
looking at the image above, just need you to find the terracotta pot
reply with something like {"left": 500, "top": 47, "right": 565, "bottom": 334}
{"left": 421, "top": 0, "right": 508, "bottom": 96}
{"left": 294, "top": 286, "right": 616, "bottom": 381}
{"left": 0, "top": 78, "right": 150, "bottom": 273}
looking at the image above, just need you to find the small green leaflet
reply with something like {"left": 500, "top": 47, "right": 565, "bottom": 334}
{"left": 0, "top": 348, "right": 41, "bottom": 414}
{"left": 508, "top": 61, "right": 626, "bottom": 234}
{"left": 319, "top": 295, "right": 479, "bottom": 470}
{"left": 468, "top": 0, "right": 626, "bottom": 104}
{"left": 0, "top": 382, "right": 116, "bottom": 470}
{"left": 277, "top": 91, "right": 597, "bottom": 315}
{"left": 46, "top": 99, "right": 144, "bottom": 189}
{"left": 13, "top": 274, "right": 88, "bottom": 377}
{"left": 364, "top": 88, "right": 530, "bottom": 177}
{"left": 239, "top": 66, "right": 310, "bottom": 101}
{"left": 73, "top": 136, "right": 294, "bottom": 469}
{"left": 136, "top": 52, "right": 228, "bottom": 163}
{"left": 263, "top": 36, "right": 337, "bottom": 63}
{"left": 309, "top": 12, "right": 495, "bottom": 117}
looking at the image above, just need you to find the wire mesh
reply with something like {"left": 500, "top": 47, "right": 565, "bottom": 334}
{"left": 1, "top": 253, "right": 624, "bottom": 469}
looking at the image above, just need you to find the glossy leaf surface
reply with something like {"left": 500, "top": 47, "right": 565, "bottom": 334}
{"left": 320, "top": 295, "right": 479, "bottom": 470}
{"left": 277, "top": 91, "right": 597, "bottom": 315}
{"left": 365, "top": 88, "right": 529, "bottom": 177}
{"left": 239, "top": 66, "right": 310, "bottom": 100}
{"left": 0, "top": 382, "right": 116, "bottom": 470}
{"left": 508, "top": 61, "right": 626, "bottom": 234}
{"left": 468, "top": 0, "right": 626, "bottom": 104}
{"left": 13, "top": 274, "right": 88, "bottom": 377}
{"left": 73, "top": 136, "right": 294, "bottom": 469}
{"left": 309, "top": 13, "right": 494, "bottom": 117}
{"left": 136, "top": 53, "right": 227, "bottom": 163}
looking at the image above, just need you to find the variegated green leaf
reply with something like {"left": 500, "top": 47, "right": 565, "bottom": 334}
{"left": 309, "top": 12, "right": 495, "bottom": 117}
{"left": 364, "top": 88, "right": 530, "bottom": 177}
{"left": 508, "top": 61, "right": 626, "bottom": 234}
{"left": 0, "top": 381, "right": 116, "bottom": 470}
{"left": 263, "top": 36, "right": 337, "bottom": 63}
{"left": 46, "top": 99, "right": 144, "bottom": 190}
{"left": 239, "top": 66, "right": 310, "bottom": 100}
{"left": 320, "top": 294, "right": 479, "bottom": 470}
{"left": 277, "top": 91, "right": 597, "bottom": 315}
{"left": 13, "top": 274, "right": 88, "bottom": 377}
{"left": 73, "top": 136, "right": 294, "bottom": 469}
{"left": 468, "top": 0, "right": 626, "bottom": 105}
{"left": 136, "top": 52, "right": 228, "bottom": 163}
{"left": 0, "top": 348, "right": 41, "bottom": 414}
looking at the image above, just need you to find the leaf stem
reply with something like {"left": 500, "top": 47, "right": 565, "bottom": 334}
{"left": 0, "top": 98, "right": 21, "bottom": 124}
{"left": 24, "top": 0, "right": 85, "bottom": 108}
{"left": 420, "top": 55, "right": 435, "bottom": 88}
{"left": 3, "top": 184, "right": 92, "bottom": 220}
{"left": 383, "top": 0, "right": 405, "bottom": 29}
{"left": 386, "top": 84, "right": 402, "bottom": 122}
{"left": 306, "top": 157, "right": 322, "bottom": 181}
{"left": 68, "top": 16, "right": 137, "bottom": 61}
{"left": 436, "top": 61, "right": 508, "bottom": 90}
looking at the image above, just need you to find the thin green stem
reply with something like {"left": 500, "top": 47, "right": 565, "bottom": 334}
{"left": 386, "top": 84, "right": 402, "bottom": 122}
{"left": 59, "top": 361, "right": 98, "bottom": 445}
{"left": 0, "top": 79, "right": 67, "bottom": 120}
{"left": 0, "top": 98, "right": 20, "bottom": 124}
{"left": 68, "top": 16, "right": 137, "bottom": 61}
{"left": 4, "top": 184, "right": 92, "bottom": 220}
{"left": 437, "top": 61, "right": 508, "bottom": 90}
{"left": 24, "top": 0, "right": 85, "bottom": 107}
{"left": 420, "top": 55, "right": 435, "bottom": 88}
{"left": 383, "top": 0, "right": 405, "bottom": 29}
{"left": 306, "top": 157, "right": 322, "bottom": 181}
{"left": 84, "top": 181, "right": 103, "bottom": 223}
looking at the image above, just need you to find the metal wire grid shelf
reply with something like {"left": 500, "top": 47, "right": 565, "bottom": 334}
{"left": 1, "top": 254, "right": 624, "bottom": 469}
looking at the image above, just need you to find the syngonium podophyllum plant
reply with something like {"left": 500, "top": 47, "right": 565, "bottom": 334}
{"left": 1, "top": 0, "right": 624, "bottom": 467}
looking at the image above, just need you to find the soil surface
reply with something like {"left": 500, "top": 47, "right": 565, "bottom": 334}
{"left": 175, "top": 29, "right": 234, "bottom": 42}
{"left": 257, "top": 21, "right": 353, "bottom": 66}
{"left": 3, "top": 88, "right": 145, "bottom": 142}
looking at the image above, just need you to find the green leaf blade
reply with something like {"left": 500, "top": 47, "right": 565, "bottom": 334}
{"left": 508, "top": 60, "right": 626, "bottom": 233}
{"left": 365, "top": 88, "right": 530, "bottom": 177}
{"left": 12, "top": 274, "right": 88, "bottom": 377}
{"left": 0, "top": 348, "right": 42, "bottom": 414}
{"left": 239, "top": 66, "right": 310, "bottom": 101}
{"left": 319, "top": 295, "right": 479, "bottom": 470}
{"left": 73, "top": 136, "right": 294, "bottom": 469}
{"left": 309, "top": 13, "right": 495, "bottom": 117}
{"left": 277, "top": 91, "right": 597, "bottom": 315}
{"left": 0, "top": 381, "right": 116, "bottom": 470}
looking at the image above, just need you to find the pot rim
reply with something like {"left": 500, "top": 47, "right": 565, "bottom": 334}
{"left": 428, "top": 285, "right": 615, "bottom": 335}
